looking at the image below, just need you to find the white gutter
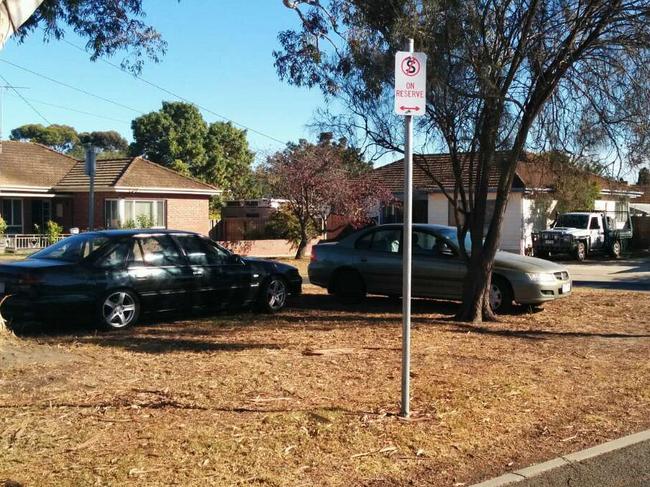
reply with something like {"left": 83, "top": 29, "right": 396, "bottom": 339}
{"left": 0, "top": 192, "right": 56, "bottom": 197}
{"left": 53, "top": 185, "right": 220, "bottom": 196}
{"left": 0, "top": 184, "right": 52, "bottom": 192}
{"left": 600, "top": 188, "right": 643, "bottom": 199}
{"left": 0, "top": 0, "right": 45, "bottom": 49}
{"left": 114, "top": 186, "right": 221, "bottom": 196}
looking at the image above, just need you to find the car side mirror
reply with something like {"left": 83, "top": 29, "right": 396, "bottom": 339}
{"left": 228, "top": 253, "right": 243, "bottom": 264}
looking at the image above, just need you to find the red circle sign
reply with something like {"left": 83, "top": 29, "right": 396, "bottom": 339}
{"left": 401, "top": 56, "right": 421, "bottom": 77}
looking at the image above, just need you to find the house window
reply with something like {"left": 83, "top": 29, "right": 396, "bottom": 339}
{"left": 1, "top": 199, "right": 23, "bottom": 234}
{"left": 105, "top": 200, "right": 120, "bottom": 228}
{"left": 104, "top": 199, "right": 166, "bottom": 229}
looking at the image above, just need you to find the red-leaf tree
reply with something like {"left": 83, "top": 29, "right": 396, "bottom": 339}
{"left": 265, "top": 137, "right": 393, "bottom": 258}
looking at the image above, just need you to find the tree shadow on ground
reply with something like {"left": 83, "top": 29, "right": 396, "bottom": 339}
{"left": 444, "top": 322, "right": 650, "bottom": 341}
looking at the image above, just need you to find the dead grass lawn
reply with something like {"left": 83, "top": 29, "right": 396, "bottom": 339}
{"left": 0, "top": 286, "right": 648, "bottom": 486}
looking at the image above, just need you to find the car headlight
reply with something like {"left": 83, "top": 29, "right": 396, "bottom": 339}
{"left": 526, "top": 272, "right": 557, "bottom": 284}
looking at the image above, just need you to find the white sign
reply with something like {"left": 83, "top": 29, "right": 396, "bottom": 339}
{"left": 0, "top": 0, "right": 45, "bottom": 49}
{"left": 394, "top": 51, "right": 427, "bottom": 116}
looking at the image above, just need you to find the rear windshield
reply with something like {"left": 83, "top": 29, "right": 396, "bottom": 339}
{"left": 555, "top": 214, "right": 589, "bottom": 229}
{"left": 30, "top": 234, "right": 111, "bottom": 263}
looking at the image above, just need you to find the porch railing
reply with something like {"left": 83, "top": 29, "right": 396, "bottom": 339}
{"left": 3, "top": 234, "right": 71, "bottom": 252}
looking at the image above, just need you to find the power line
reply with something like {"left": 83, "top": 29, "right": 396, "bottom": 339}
{"left": 4, "top": 92, "right": 129, "bottom": 124}
{"left": 0, "top": 58, "right": 144, "bottom": 115}
{"left": 61, "top": 38, "right": 287, "bottom": 146}
{"left": 0, "top": 74, "right": 51, "bottom": 125}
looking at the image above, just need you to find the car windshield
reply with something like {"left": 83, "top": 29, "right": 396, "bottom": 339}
{"left": 30, "top": 234, "right": 111, "bottom": 263}
{"left": 555, "top": 214, "right": 589, "bottom": 229}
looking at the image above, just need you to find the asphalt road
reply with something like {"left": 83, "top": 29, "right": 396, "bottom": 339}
{"left": 561, "top": 255, "right": 650, "bottom": 291}
{"left": 513, "top": 438, "right": 650, "bottom": 487}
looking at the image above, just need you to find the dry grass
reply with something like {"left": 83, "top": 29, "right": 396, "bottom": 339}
{"left": 0, "top": 286, "right": 648, "bottom": 486}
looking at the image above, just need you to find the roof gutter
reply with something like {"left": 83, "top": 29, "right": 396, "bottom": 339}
{"left": 52, "top": 186, "right": 220, "bottom": 196}
{"left": 599, "top": 188, "right": 643, "bottom": 199}
{"left": 114, "top": 186, "right": 221, "bottom": 196}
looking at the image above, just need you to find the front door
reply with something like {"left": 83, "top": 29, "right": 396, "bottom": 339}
{"left": 173, "top": 235, "right": 252, "bottom": 309}
{"left": 588, "top": 216, "right": 604, "bottom": 249}
{"left": 411, "top": 230, "right": 465, "bottom": 299}
{"left": 31, "top": 200, "right": 52, "bottom": 232}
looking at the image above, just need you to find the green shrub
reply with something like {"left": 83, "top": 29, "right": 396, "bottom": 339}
{"left": 0, "top": 216, "right": 7, "bottom": 238}
{"left": 46, "top": 220, "right": 64, "bottom": 244}
{"left": 136, "top": 214, "right": 154, "bottom": 229}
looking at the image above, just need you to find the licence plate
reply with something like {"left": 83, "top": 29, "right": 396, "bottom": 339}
{"left": 545, "top": 240, "right": 554, "bottom": 245}
{"left": 561, "top": 283, "right": 571, "bottom": 294}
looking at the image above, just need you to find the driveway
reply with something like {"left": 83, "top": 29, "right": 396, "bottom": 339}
{"left": 562, "top": 254, "right": 650, "bottom": 291}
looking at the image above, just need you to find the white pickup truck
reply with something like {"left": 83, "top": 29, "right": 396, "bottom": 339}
{"left": 532, "top": 211, "right": 633, "bottom": 261}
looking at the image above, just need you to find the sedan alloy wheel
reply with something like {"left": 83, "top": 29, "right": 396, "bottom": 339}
{"left": 265, "top": 277, "right": 287, "bottom": 312}
{"left": 102, "top": 291, "right": 139, "bottom": 329}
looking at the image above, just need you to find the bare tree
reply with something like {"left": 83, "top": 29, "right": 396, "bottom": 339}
{"left": 275, "top": 0, "right": 650, "bottom": 322}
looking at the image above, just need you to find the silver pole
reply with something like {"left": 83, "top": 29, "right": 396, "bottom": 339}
{"left": 85, "top": 146, "right": 97, "bottom": 231}
{"left": 89, "top": 172, "right": 95, "bottom": 231}
{"left": 400, "top": 38, "right": 415, "bottom": 418}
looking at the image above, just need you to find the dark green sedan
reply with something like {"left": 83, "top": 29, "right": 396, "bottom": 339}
{"left": 308, "top": 224, "right": 572, "bottom": 312}
{"left": 0, "top": 230, "right": 301, "bottom": 330}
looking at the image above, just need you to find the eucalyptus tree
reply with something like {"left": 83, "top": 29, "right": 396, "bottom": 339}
{"left": 276, "top": 0, "right": 650, "bottom": 322}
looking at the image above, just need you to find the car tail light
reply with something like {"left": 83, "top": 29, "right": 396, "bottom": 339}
{"left": 18, "top": 274, "right": 41, "bottom": 286}
{"left": 310, "top": 247, "right": 317, "bottom": 262}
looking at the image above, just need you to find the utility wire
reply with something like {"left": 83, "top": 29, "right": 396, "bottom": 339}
{"left": 0, "top": 73, "right": 51, "bottom": 125}
{"left": 4, "top": 92, "right": 129, "bottom": 124}
{"left": 0, "top": 58, "right": 144, "bottom": 115}
{"left": 61, "top": 38, "right": 287, "bottom": 146}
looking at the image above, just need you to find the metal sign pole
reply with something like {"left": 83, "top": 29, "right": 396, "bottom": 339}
{"left": 400, "top": 37, "right": 415, "bottom": 418}
{"left": 85, "top": 146, "right": 97, "bottom": 231}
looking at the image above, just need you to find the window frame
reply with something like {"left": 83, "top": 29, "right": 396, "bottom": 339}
{"left": 2, "top": 198, "right": 24, "bottom": 233}
{"left": 356, "top": 228, "right": 402, "bottom": 254}
{"left": 130, "top": 235, "right": 186, "bottom": 267}
{"left": 104, "top": 198, "right": 167, "bottom": 229}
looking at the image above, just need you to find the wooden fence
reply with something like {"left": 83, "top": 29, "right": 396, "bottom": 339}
{"left": 631, "top": 216, "right": 650, "bottom": 249}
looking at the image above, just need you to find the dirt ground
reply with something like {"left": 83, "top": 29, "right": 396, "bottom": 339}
{"left": 0, "top": 284, "right": 648, "bottom": 487}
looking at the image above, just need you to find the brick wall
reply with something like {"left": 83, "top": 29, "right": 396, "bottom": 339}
{"left": 218, "top": 238, "right": 320, "bottom": 258}
{"left": 71, "top": 192, "right": 210, "bottom": 234}
{"left": 166, "top": 196, "right": 210, "bottom": 235}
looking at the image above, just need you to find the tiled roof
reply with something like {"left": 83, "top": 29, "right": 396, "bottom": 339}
{"left": 372, "top": 152, "right": 641, "bottom": 197}
{"left": 54, "top": 157, "right": 219, "bottom": 193}
{"left": 0, "top": 140, "right": 77, "bottom": 187}
{"left": 117, "top": 157, "right": 218, "bottom": 192}
{"left": 630, "top": 185, "right": 650, "bottom": 203}
{"left": 371, "top": 153, "right": 524, "bottom": 193}
{"left": 55, "top": 158, "right": 131, "bottom": 189}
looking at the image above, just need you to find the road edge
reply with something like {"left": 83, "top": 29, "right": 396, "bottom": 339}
{"left": 470, "top": 429, "right": 650, "bottom": 487}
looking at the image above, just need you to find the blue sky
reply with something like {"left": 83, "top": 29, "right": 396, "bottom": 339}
{"left": 0, "top": 1, "right": 332, "bottom": 162}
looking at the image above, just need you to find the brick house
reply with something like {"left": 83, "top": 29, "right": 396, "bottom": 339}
{"left": 0, "top": 141, "right": 219, "bottom": 238}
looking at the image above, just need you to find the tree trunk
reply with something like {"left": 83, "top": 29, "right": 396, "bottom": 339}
{"left": 456, "top": 252, "right": 497, "bottom": 322}
{"left": 294, "top": 226, "right": 309, "bottom": 259}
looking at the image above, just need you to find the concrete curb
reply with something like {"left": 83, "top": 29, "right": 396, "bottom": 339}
{"left": 470, "top": 429, "right": 650, "bottom": 487}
